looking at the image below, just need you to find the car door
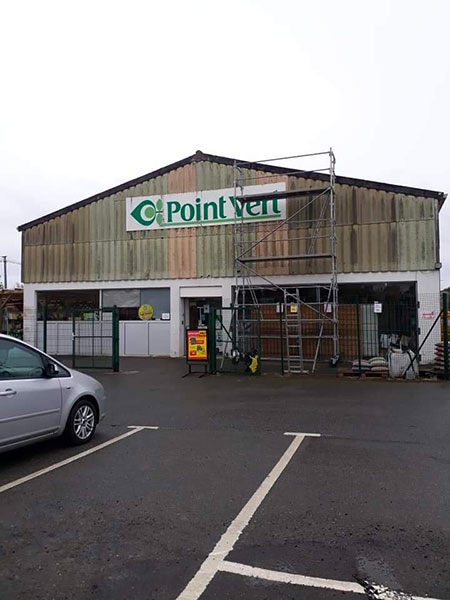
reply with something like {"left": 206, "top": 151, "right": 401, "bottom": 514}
{"left": 0, "top": 338, "right": 62, "bottom": 448}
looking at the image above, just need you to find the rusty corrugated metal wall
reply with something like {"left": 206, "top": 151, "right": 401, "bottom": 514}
{"left": 22, "top": 160, "right": 438, "bottom": 283}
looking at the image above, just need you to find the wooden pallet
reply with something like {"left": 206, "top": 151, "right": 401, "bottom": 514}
{"left": 338, "top": 369, "right": 389, "bottom": 379}
{"left": 364, "top": 370, "right": 389, "bottom": 379}
{"left": 338, "top": 370, "right": 361, "bottom": 378}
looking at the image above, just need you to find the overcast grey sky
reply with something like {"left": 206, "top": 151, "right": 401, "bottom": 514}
{"left": 1, "top": 0, "right": 449, "bottom": 287}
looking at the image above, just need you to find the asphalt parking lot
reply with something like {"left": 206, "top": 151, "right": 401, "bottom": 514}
{"left": 1, "top": 358, "right": 450, "bottom": 600}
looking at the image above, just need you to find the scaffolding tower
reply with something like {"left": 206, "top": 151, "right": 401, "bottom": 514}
{"left": 233, "top": 150, "right": 338, "bottom": 374}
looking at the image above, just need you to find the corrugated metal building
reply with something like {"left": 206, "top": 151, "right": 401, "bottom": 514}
{"left": 18, "top": 150, "right": 446, "bottom": 360}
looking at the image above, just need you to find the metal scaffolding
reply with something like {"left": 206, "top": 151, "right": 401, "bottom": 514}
{"left": 233, "top": 150, "right": 339, "bottom": 374}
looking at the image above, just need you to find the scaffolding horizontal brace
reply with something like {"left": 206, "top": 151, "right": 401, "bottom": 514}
{"left": 289, "top": 335, "right": 336, "bottom": 340}
{"left": 286, "top": 319, "right": 336, "bottom": 324}
{"left": 235, "top": 187, "right": 329, "bottom": 203}
{"left": 239, "top": 253, "right": 333, "bottom": 263}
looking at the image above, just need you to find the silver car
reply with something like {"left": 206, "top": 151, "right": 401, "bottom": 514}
{"left": 0, "top": 334, "right": 106, "bottom": 453}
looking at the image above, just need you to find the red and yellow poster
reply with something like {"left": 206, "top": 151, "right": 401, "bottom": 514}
{"left": 187, "top": 329, "right": 208, "bottom": 361}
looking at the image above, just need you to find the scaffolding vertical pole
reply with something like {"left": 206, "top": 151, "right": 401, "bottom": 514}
{"left": 233, "top": 160, "right": 240, "bottom": 311}
{"left": 233, "top": 150, "right": 339, "bottom": 374}
{"left": 279, "top": 301, "right": 284, "bottom": 375}
{"left": 43, "top": 304, "right": 48, "bottom": 354}
{"left": 233, "top": 160, "right": 247, "bottom": 341}
{"left": 356, "top": 301, "right": 362, "bottom": 376}
{"left": 233, "top": 160, "right": 243, "bottom": 357}
{"left": 329, "top": 148, "right": 339, "bottom": 361}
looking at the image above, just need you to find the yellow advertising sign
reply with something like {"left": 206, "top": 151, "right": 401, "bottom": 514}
{"left": 290, "top": 304, "right": 298, "bottom": 314}
{"left": 138, "top": 304, "right": 154, "bottom": 321}
{"left": 187, "top": 329, "right": 208, "bottom": 362}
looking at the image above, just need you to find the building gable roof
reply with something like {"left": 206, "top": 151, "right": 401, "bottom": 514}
{"left": 17, "top": 150, "right": 447, "bottom": 231}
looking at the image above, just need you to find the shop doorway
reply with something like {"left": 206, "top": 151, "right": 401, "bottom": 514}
{"left": 186, "top": 297, "right": 222, "bottom": 329}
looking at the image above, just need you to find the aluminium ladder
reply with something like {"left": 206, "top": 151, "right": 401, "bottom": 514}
{"left": 284, "top": 290, "right": 307, "bottom": 374}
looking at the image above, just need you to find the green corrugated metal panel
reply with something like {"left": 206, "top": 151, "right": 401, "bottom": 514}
{"left": 195, "top": 160, "right": 288, "bottom": 192}
{"left": 22, "top": 161, "right": 439, "bottom": 283}
{"left": 286, "top": 176, "right": 323, "bottom": 224}
{"left": 195, "top": 162, "right": 268, "bottom": 279}
{"left": 195, "top": 161, "right": 234, "bottom": 191}
{"left": 192, "top": 161, "right": 290, "bottom": 280}
{"left": 288, "top": 226, "right": 326, "bottom": 275}
{"left": 287, "top": 220, "right": 436, "bottom": 275}
{"left": 287, "top": 177, "right": 435, "bottom": 226}
{"left": 397, "top": 219, "right": 436, "bottom": 271}
{"left": 141, "top": 235, "right": 168, "bottom": 280}
{"left": 114, "top": 196, "right": 126, "bottom": 242}
{"left": 195, "top": 225, "right": 234, "bottom": 278}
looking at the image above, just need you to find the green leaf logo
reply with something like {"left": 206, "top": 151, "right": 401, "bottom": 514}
{"left": 130, "top": 199, "right": 164, "bottom": 226}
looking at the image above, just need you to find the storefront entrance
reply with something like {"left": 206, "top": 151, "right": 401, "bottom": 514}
{"left": 186, "top": 297, "right": 222, "bottom": 329}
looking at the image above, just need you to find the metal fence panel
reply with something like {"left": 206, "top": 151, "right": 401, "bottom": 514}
{"left": 72, "top": 307, "right": 119, "bottom": 371}
{"left": 209, "top": 307, "right": 261, "bottom": 375}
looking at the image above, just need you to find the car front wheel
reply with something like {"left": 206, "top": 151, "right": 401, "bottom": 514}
{"left": 65, "top": 399, "right": 98, "bottom": 445}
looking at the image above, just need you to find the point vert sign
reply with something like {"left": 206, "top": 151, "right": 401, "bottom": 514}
{"left": 126, "top": 184, "right": 286, "bottom": 231}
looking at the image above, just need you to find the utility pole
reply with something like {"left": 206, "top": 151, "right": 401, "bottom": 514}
{"left": 1, "top": 256, "right": 7, "bottom": 290}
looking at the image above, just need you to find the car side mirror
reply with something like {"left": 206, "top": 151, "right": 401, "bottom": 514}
{"left": 44, "top": 363, "right": 57, "bottom": 378}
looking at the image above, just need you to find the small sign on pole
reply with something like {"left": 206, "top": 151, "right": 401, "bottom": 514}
{"left": 374, "top": 301, "right": 382, "bottom": 314}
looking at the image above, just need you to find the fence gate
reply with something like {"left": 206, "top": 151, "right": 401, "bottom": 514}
{"left": 208, "top": 306, "right": 261, "bottom": 375}
{"left": 72, "top": 307, "right": 119, "bottom": 371}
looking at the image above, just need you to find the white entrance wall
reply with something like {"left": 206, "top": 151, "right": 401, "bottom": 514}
{"left": 34, "top": 320, "right": 170, "bottom": 357}
{"left": 180, "top": 285, "right": 223, "bottom": 298}
{"left": 23, "top": 269, "right": 440, "bottom": 362}
{"left": 120, "top": 321, "right": 170, "bottom": 356}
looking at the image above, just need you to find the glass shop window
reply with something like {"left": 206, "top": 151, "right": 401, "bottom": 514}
{"left": 140, "top": 288, "right": 170, "bottom": 320}
{"left": 101, "top": 288, "right": 170, "bottom": 320}
{"left": 102, "top": 289, "right": 140, "bottom": 320}
{"left": 37, "top": 290, "right": 99, "bottom": 321}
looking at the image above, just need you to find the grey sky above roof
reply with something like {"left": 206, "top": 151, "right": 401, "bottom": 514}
{"left": 16, "top": 149, "right": 447, "bottom": 232}
{"left": 1, "top": 0, "right": 450, "bottom": 285}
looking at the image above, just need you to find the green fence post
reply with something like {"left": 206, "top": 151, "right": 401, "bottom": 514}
{"left": 43, "top": 304, "right": 48, "bottom": 353}
{"left": 72, "top": 310, "right": 76, "bottom": 369}
{"left": 208, "top": 309, "right": 216, "bottom": 374}
{"left": 443, "top": 292, "right": 449, "bottom": 380}
{"left": 112, "top": 306, "right": 120, "bottom": 372}
{"left": 356, "top": 301, "right": 362, "bottom": 376}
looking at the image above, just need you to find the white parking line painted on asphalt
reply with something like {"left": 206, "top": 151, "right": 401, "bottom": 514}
{"left": 218, "top": 561, "right": 443, "bottom": 600}
{"left": 0, "top": 425, "right": 159, "bottom": 495}
{"left": 284, "top": 432, "right": 322, "bottom": 437}
{"left": 127, "top": 425, "right": 160, "bottom": 430}
{"left": 176, "top": 432, "right": 315, "bottom": 600}
{"left": 219, "top": 561, "right": 365, "bottom": 594}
